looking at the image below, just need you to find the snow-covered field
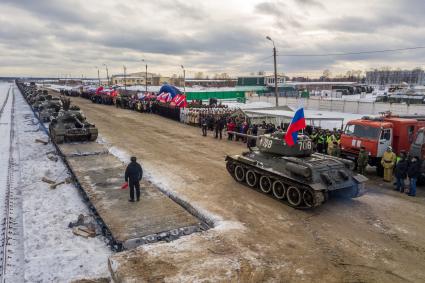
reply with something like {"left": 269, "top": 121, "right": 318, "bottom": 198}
{"left": 315, "top": 93, "right": 378, "bottom": 102}
{"left": 0, "top": 83, "right": 111, "bottom": 282}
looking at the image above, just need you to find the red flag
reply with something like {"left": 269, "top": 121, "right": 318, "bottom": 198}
{"left": 120, "top": 182, "right": 128, "bottom": 189}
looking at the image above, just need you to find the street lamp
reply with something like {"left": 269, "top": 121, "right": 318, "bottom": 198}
{"left": 103, "top": 63, "right": 109, "bottom": 86}
{"left": 94, "top": 66, "right": 100, "bottom": 86}
{"left": 266, "top": 36, "right": 279, "bottom": 107}
{"left": 141, "top": 59, "right": 148, "bottom": 93}
{"left": 181, "top": 65, "right": 186, "bottom": 93}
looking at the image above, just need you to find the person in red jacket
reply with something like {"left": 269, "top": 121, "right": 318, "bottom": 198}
{"left": 227, "top": 119, "right": 236, "bottom": 141}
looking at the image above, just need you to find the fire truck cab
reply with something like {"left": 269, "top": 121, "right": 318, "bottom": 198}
{"left": 340, "top": 114, "right": 425, "bottom": 174}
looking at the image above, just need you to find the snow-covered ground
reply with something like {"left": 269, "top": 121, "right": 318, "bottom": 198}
{"left": 0, "top": 83, "right": 111, "bottom": 282}
{"left": 224, "top": 101, "right": 275, "bottom": 109}
{"left": 311, "top": 93, "right": 378, "bottom": 102}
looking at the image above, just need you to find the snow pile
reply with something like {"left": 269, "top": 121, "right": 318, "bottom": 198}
{"left": 12, "top": 85, "right": 111, "bottom": 282}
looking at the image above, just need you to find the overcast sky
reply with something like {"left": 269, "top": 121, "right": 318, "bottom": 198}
{"left": 1, "top": 0, "right": 424, "bottom": 78}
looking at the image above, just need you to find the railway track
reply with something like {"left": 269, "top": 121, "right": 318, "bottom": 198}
{"left": 0, "top": 87, "right": 11, "bottom": 119}
{"left": 0, "top": 87, "right": 16, "bottom": 282}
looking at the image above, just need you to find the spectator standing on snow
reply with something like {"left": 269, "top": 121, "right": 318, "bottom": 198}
{"left": 330, "top": 141, "right": 341, "bottom": 157}
{"left": 227, "top": 119, "right": 236, "bottom": 141}
{"left": 381, "top": 146, "right": 396, "bottom": 182}
{"left": 215, "top": 116, "right": 225, "bottom": 139}
{"left": 125, "top": 156, "right": 143, "bottom": 202}
{"left": 357, "top": 146, "right": 368, "bottom": 175}
{"left": 394, "top": 151, "right": 408, "bottom": 193}
{"left": 407, "top": 157, "right": 420, "bottom": 197}
{"left": 201, "top": 116, "right": 208, "bottom": 137}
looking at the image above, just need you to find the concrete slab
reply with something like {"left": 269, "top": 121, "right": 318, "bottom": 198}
{"left": 57, "top": 142, "right": 204, "bottom": 250}
{"left": 60, "top": 142, "right": 109, "bottom": 157}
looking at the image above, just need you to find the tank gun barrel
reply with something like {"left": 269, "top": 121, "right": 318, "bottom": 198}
{"left": 72, "top": 114, "right": 85, "bottom": 128}
{"left": 228, "top": 131, "right": 260, "bottom": 139}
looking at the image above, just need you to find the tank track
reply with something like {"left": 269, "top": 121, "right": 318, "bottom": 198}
{"left": 228, "top": 156, "right": 358, "bottom": 208}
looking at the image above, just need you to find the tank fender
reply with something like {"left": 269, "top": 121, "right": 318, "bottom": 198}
{"left": 352, "top": 174, "right": 368, "bottom": 183}
{"left": 285, "top": 162, "right": 311, "bottom": 178}
{"left": 326, "top": 156, "right": 355, "bottom": 170}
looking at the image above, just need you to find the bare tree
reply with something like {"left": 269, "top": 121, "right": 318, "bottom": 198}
{"left": 194, "top": 72, "right": 204, "bottom": 79}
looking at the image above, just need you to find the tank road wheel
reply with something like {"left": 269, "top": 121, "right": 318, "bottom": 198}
{"left": 234, "top": 165, "right": 245, "bottom": 182}
{"left": 272, "top": 180, "right": 286, "bottom": 199}
{"left": 226, "top": 161, "right": 235, "bottom": 176}
{"left": 246, "top": 170, "right": 258, "bottom": 187}
{"left": 302, "top": 190, "right": 315, "bottom": 208}
{"left": 259, "top": 176, "right": 272, "bottom": 194}
{"left": 286, "top": 186, "right": 302, "bottom": 207}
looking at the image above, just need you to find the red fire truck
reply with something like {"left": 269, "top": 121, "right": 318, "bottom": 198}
{"left": 340, "top": 113, "right": 425, "bottom": 175}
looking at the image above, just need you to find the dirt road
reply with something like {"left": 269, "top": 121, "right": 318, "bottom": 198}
{"left": 68, "top": 95, "right": 425, "bottom": 282}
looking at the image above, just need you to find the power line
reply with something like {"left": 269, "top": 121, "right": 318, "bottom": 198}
{"left": 276, "top": 46, "right": 425, "bottom": 57}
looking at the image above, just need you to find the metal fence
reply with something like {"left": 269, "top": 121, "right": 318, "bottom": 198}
{"left": 250, "top": 96, "right": 425, "bottom": 115}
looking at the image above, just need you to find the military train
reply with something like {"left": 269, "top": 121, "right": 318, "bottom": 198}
{"left": 16, "top": 81, "right": 98, "bottom": 143}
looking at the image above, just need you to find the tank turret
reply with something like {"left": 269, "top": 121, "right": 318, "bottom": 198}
{"left": 38, "top": 97, "right": 63, "bottom": 122}
{"left": 49, "top": 100, "right": 98, "bottom": 144}
{"left": 225, "top": 131, "right": 367, "bottom": 208}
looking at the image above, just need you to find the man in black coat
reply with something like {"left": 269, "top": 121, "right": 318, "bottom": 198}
{"left": 407, "top": 156, "right": 420, "bottom": 197}
{"left": 394, "top": 151, "right": 408, "bottom": 192}
{"left": 215, "top": 117, "right": 225, "bottom": 139}
{"left": 125, "top": 156, "right": 143, "bottom": 202}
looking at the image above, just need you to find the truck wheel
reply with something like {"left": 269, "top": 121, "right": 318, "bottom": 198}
{"left": 259, "top": 176, "right": 272, "bottom": 193}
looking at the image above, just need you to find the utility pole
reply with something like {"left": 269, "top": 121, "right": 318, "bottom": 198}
{"left": 181, "top": 65, "right": 186, "bottom": 93}
{"left": 95, "top": 66, "right": 100, "bottom": 85}
{"left": 123, "top": 65, "right": 127, "bottom": 92}
{"left": 141, "top": 59, "right": 148, "bottom": 93}
{"left": 266, "top": 36, "right": 279, "bottom": 107}
{"left": 103, "top": 64, "right": 109, "bottom": 86}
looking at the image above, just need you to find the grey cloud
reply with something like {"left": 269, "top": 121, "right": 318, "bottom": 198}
{"left": 322, "top": 15, "right": 419, "bottom": 33}
{"left": 0, "top": 0, "right": 424, "bottom": 77}
{"left": 1, "top": 0, "right": 105, "bottom": 27}
{"left": 255, "top": 1, "right": 303, "bottom": 29}
{"left": 296, "top": 0, "right": 324, "bottom": 9}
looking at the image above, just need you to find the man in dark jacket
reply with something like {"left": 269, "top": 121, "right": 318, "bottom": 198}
{"left": 201, "top": 117, "right": 208, "bottom": 137}
{"left": 394, "top": 151, "right": 408, "bottom": 192}
{"left": 407, "top": 157, "right": 420, "bottom": 197}
{"left": 214, "top": 117, "right": 225, "bottom": 139}
{"left": 125, "top": 156, "right": 143, "bottom": 202}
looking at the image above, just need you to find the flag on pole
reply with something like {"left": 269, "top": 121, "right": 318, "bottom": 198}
{"left": 284, "top": 108, "right": 306, "bottom": 146}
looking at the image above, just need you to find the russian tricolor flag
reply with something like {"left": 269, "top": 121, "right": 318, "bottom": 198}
{"left": 284, "top": 108, "right": 306, "bottom": 146}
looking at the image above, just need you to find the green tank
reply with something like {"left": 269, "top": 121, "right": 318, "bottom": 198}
{"left": 38, "top": 97, "right": 63, "bottom": 122}
{"left": 225, "top": 132, "right": 367, "bottom": 208}
{"left": 49, "top": 98, "right": 98, "bottom": 143}
{"left": 30, "top": 92, "right": 48, "bottom": 109}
